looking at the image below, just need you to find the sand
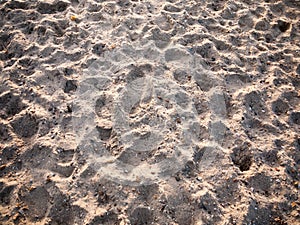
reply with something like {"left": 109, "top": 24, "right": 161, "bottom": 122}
{"left": 0, "top": 0, "right": 299, "bottom": 224}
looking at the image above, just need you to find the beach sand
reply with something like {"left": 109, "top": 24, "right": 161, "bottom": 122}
{"left": 0, "top": 0, "right": 299, "bottom": 224}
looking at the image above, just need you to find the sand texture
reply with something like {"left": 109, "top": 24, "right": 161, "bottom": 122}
{"left": 0, "top": 0, "right": 300, "bottom": 224}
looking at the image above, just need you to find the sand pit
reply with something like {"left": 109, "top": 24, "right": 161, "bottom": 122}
{"left": 0, "top": 0, "right": 299, "bottom": 224}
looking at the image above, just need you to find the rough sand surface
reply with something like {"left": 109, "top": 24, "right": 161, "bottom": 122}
{"left": 0, "top": 0, "right": 300, "bottom": 224}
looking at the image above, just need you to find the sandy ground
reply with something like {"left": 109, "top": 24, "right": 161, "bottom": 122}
{"left": 0, "top": 0, "right": 299, "bottom": 224}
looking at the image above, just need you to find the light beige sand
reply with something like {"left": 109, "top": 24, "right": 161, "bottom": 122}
{"left": 0, "top": 0, "right": 299, "bottom": 224}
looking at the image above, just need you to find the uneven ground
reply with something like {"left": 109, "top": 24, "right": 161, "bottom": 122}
{"left": 0, "top": 0, "right": 299, "bottom": 224}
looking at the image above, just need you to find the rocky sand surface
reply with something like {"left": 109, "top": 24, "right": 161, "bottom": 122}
{"left": 0, "top": 0, "right": 299, "bottom": 224}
